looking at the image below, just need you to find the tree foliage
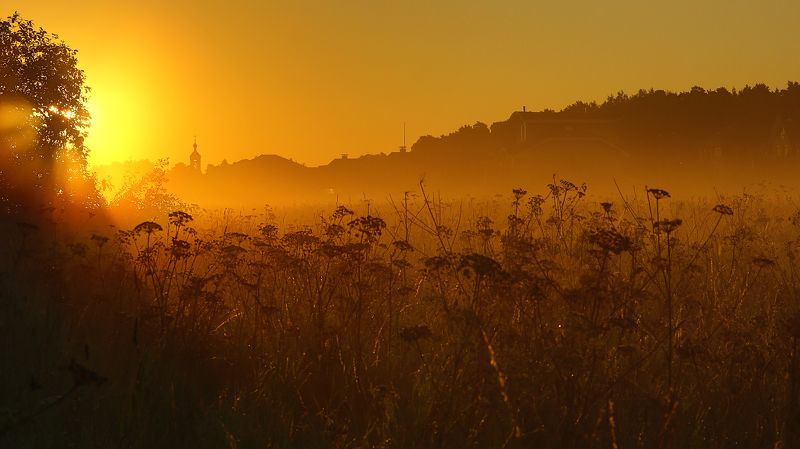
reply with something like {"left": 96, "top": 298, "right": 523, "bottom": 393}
{"left": 0, "top": 12, "right": 99, "bottom": 215}
{"left": 416, "top": 82, "right": 800, "bottom": 162}
{"left": 110, "top": 159, "right": 184, "bottom": 221}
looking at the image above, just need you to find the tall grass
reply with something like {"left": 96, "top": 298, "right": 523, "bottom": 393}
{"left": 2, "top": 180, "right": 800, "bottom": 448}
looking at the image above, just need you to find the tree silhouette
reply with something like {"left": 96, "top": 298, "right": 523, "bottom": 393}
{"left": 111, "top": 159, "right": 183, "bottom": 220}
{"left": 422, "top": 82, "right": 800, "bottom": 162}
{"left": 0, "top": 12, "right": 98, "bottom": 215}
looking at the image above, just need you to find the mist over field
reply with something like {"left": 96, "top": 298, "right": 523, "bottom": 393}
{"left": 92, "top": 83, "right": 800, "bottom": 215}
{"left": 4, "top": 6, "right": 800, "bottom": 449}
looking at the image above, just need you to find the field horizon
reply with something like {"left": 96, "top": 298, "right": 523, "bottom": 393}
{"left": 4, "top": 7, "right": 800, "bottom": 449}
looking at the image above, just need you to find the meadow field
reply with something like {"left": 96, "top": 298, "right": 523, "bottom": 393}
{"left": 3, "top": 179, "right": 800, "bottom": 448}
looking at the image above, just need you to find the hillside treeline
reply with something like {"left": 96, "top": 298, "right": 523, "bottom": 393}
{"left": 414, "top": 82, "right": 800, "bottom": 162}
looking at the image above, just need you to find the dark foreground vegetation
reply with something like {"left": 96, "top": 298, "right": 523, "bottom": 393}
{"left": 3, "top": 180, "right": 800, "bottom": 448}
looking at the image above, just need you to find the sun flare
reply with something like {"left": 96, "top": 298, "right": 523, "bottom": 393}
{"left": 84, "top": 75, "right": 149, "bottom": 168}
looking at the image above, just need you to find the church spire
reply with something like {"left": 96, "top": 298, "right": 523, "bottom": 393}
{"left": 190, "top": 136, "right": 201, "bottom": 172}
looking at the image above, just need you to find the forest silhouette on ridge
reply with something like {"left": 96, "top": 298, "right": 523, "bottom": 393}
{"left": 99, "top": 82, "right": 800, "bottom": 212}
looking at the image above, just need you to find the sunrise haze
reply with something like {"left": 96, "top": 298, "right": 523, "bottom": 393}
{"left": 15, "top": 0, "right": 800, "bottom": 167}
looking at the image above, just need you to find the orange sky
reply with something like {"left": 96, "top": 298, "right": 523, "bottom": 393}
{"left": 15, "top": 1, "right": 800, "bottom": 168}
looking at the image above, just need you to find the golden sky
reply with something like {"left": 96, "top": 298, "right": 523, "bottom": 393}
{"left": 15, "top": 0, "right": 800, "bottom": 168}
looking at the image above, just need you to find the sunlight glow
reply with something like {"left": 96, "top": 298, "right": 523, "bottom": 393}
{"left": 84, "top": 73, "right": 149, "bottom": 167}
{"left": 0, "top": 98, "right": 37, "bottom": 154}
{"left": 47, "top": 105, "right": 76, "bottom": 120}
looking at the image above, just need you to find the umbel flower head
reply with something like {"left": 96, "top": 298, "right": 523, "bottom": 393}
{"left": 653, "top": 218, "right": 683, "bottom": 234}
{"left": 647, "top": 188, "right": 671, "bottom": 200}
{"left": 589, "top": 228, "right": 632, "bottom": 254}
{"left": 133, "top": 221, "right": 163, "bottom": 235}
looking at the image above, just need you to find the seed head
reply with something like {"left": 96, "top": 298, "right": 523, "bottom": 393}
{"left": 712, "top": 204, "right": 733, "bottom": 216}
{"left": 133, "top": 221, "right": 162, "bottom": 235}
{"left": 90, "top": 233, "right": 109, "bottom": 247}
{"left": 168, "top": 211, "right": 193, "bottom": 227}
{"left": 392, "top": 240, "right": 414, "bottom": 252}
{"left": 647, "top": 188, "right": 671, "bottom": 200}
{"left": 653, "top": 218, "right": 683, "bottom": 234}
{"left": 589, "top": 228, "right": 632, "bottom": 254}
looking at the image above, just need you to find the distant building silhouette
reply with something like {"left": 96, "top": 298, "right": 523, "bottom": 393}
{"left": 190, "top": 137, "right": 201, "bottom": 172}
{"left": 500, "top": 110, "right": 619, "bottom": 148}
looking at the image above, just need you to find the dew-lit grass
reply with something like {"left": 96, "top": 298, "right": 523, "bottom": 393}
{"left": 3, "top": 180, "right": 800, "bottom": 448}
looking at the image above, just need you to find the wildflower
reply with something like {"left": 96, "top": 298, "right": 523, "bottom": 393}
{"left": 170, "top": 239, "right": 191, "bottom": 259}
{"left": 318, "top": 241, "right": 344, "bottom": 258}
{"left": 653, "top": 218, "right": 683, "bottom": 234}
{"left": 226, "top": 232, "right": 249, "bottom": 245}
{"left": 348, "top": 216, "right": 387, "bottom": 242}
{"left": 90, "top": 234, "right": 109, "bottom": 247}
{"left": 115, "top": 230, "right": 134, "bottom": 245}
{"left": 282, "top": 229, "right": 319, "bottom": 250}
{"left": 392, "top": 240, "right": 414, "bottom": 252}
{"left": 168, "top": 210, "right": 193, "bottom": 227}
{"left": 507, "top": 215, "right": 525, "bottom": 229}
{"left": 365, "top": 261, "right": 392, "bottom": 278}
{"left": 560, "top": 180, "right": 577, "bottom": 191}
{"left": 392, "top": 259, "right": 412, "bottom": 269}
{"left": 790, "top": 210, "right": 800, "bottom": 227}
{"left": 435, "top": 225, "right": 453, "bottom": 239}
{"left": 589, "top": 228, "right": 632, "bottom": 254}
{"left": 331, "top": 205, "right": 354, "bottom": 221}
{"left": 324, "top": 223, "right": 345, "bottom": 239}
{"left": 221, "top": 245, "right": 247, "bottom": 257}
{"left": 600, "top": 202, "right": 613, "bottom": 214}
{"left": 476, "top": 216, "right": 494, "bottom": 240}
{"left": 423, "top": 256, "right": 450, "bottom": 271}
{"left": 258, "top": 223, "right": 279, "bottom": 241}
{"left": 527, "top": 195, "right": 545, "bottom": 216}
{"left": 340, "top": 242, "right": 369, "bottom": 259}
{"left": 647, "top": 188, "right": 671, "bottom": 200}
{"left": 133, "top": 221, "right": 162, "bottom": 235}
{"left": 459, "top": 253, "right": 502, "bottom": 277}
{"left": 712, "top": 204, "right": 733, "bottom": 216}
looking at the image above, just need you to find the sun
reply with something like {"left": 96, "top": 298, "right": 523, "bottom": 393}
{"left": 84, "top": 74, "right": 147, "bottom": 168}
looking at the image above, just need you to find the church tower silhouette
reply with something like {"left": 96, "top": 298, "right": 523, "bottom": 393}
{"left": 190, "top": 137, "right": 201, "bottom": 172}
